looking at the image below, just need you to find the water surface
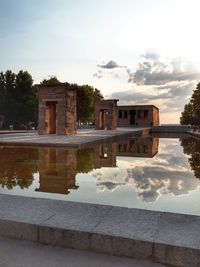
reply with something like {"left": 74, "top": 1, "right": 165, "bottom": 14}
{"left": 0, "top": 135, "right": 200, "bottom": 215}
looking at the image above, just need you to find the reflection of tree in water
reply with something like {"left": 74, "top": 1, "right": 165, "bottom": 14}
{"left": 0, "top": 147, "right": 38, "bottom": 189}
{"left": 76, "top": 148, "right": 95, "bottom": 173}
{"left": 181, "top": 138, "right": 200, "bottom": 179}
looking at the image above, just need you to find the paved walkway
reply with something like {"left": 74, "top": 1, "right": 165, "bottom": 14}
{"left": 0, "top": 128, "right": 149, "bottom": 147}
{"left": 0, "top": 237, "right": 165, "bottom": 267}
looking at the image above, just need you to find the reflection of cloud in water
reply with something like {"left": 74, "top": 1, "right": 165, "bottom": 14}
{"left": 92, "top": 167, "right": 127, "bottom": 193}
{"left": 126, "top": 166, "right": 200, "bottom": 202}
{"left": 97, "top": 181, "right": 125, "bottom": 192}
{"left": 92, "top": 139, "right": 200, "bottom": 203}
{"left": 152, "top": 154, "right": 190, "bottom": 169}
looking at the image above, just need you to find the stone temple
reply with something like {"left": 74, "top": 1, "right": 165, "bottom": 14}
{"left": 36, "top": 83, "right": 77, "bottom": 135}
{"left": 36, "top": 83, "right": 159, "bottom": 135}
{"left": 95, "top": 100, "right": 159, "bottom": 130}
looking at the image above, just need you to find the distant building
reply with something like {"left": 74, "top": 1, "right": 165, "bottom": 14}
{"left": 95, "top": 100, "right": 159, "bottom": 129}
{"left": 117, "top": 105, "right": 159, "bottom": 127}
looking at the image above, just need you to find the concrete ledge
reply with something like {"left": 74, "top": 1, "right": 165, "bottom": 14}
{"left": 0, "top": 130, "right": 31, "bottom": 134}
{"left": 151, "top": 125, "right": 190, "bottom": 133}
{"left": 188, "top": 131, "right": 200, "bottom": 139}
{"left": 0, "top": 194, "right": 199, "bottom": 266}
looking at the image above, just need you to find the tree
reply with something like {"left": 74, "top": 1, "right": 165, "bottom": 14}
{"left": 0, "top": 70, "right": 37, "bottom": 129}
{"left": 40, "top": 76, "right": 60, "bottom": 85}
{"left": 40, "top": 77, "right": 103, "bottom": 123}
{"left": 180, "top": 103, "right": 193, "bottom": 125}
{"left": 180, "top": 83, "right": 200, "bottom": 125}
{"left": 75, "top": 84, "right": 103, "bottom": 123}
{"left": 14, "top": 70, "right": 37, "bottom": 127}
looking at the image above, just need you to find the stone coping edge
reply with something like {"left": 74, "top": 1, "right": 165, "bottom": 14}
{"left": 0, "top": 194, "right": 199, "bottom": 267}
{"left": 188, "top": 131, "right": 200, "bottom": 139}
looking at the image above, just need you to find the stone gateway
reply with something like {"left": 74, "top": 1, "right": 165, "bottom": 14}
{"left": 36, "top": 83, "right": 77, "bottom": 135}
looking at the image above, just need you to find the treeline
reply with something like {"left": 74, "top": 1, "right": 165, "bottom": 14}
{"left": 0, "top": 71, "right": 103, "bottom": 129}
{"left": 0, "top": 70, "right": 37, "bottom": 129}
{"left": 180, "top": 83, "right": 200, "bottom": 125}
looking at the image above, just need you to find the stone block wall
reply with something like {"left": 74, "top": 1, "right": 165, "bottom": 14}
{"left": 36, "top": 83, "right": 76, "bottom": 135}
{"left": 95, "top": 99, "right": 118, "bottom": 130}
{"left": 117, "top": 105, "right": 159, "bottom": 127}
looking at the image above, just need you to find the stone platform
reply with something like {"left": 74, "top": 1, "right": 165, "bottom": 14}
{"left": 0, "top": 194, "right": 199, "bottom": 267}
{"left": 0, "top": 128, "right": 149, "bottom": 148}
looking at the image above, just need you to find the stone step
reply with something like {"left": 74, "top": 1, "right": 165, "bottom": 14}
{"left": 0, "top": 194, "right": 199, "bottom": 267}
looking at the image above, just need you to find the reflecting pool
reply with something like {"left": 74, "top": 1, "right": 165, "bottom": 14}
{"left": 0, "top": 135, "right": 200, "bottom": 215}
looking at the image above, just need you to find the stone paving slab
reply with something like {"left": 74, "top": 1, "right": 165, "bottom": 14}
{"left": 0, "top": 194, "right": 199, "bottom": 266}
{"left": 0, "top": 128, "right": 149, "bottom": 148}
{"left": 0, "top": 237, "right": 166, "bottom": 267}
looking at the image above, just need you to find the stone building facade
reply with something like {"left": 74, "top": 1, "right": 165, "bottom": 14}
{"left": 117, "top": 105, "right": 159, "bottom": 127}
{"left": 36, "top": 83, "right": 76, "bottom": 135}
{"left": 95, "top": 99, "right": 118, "bottom": 130}
{"left": 95, "top": 101, "right": 159, "bottom": 129}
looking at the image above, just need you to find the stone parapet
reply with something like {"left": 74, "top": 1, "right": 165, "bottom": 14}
{"left": 0, "top": 194, "right": 199, "bottom": 267}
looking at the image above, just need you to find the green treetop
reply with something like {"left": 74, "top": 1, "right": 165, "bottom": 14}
{"left": 180, "top": 83, "right": 200, "bottom": 125}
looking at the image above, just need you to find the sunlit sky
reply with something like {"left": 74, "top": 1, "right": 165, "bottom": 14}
{"left": 1, "top": 0, "right": 200, "bottom": 123}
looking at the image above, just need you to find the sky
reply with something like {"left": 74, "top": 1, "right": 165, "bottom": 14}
{"left": 1, "top": 0, "right": 200, "bottom": 123}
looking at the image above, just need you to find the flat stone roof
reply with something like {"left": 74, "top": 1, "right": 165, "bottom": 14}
{"left": 0, "top": 193, "right": 199, "bottom": 267}
{"left": 117, "top": 104, "right": 159, "bottom": 110}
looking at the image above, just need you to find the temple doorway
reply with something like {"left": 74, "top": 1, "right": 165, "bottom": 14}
{"left": 45, "top": 102, "right": 57, "bottom": 134}
{"left": 95, "top": 99, "right": 118, "bottom": 130}
{"left": 99, "top": 109, "right": 109, "bottom": 129}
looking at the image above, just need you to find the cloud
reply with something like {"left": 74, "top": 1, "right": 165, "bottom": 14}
{"left": 98, "top": 60, "right": 123, "bottom": 69}
{"left": 93, "top": 70, "right": 103, "bottom": 79}
{"left": 93, "top": 60, "right": 126, "bottom": 79}
{"left": 130, "top": 52, "right": 200, "bottom": 85}
{"left": 94, "top": 53, "right": 199, "bottom": 122}
{"left": 109, "top": 80, "right": 195, "bottom": 113}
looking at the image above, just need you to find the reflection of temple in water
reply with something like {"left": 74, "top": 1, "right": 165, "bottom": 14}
{"left": 35, "top": 137, "right": 158, "bottom": 194}
{"left": 94, "top": 143, "right": 117, "bottom": 168}
{"left": 117, "top": 137, "right": 159, "bottom": 157}
{"left": 36, "top": 148, "right": 79, "bottom": 194}
{"left": 0, "top": 136, "right": 159, "bottom": 195}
